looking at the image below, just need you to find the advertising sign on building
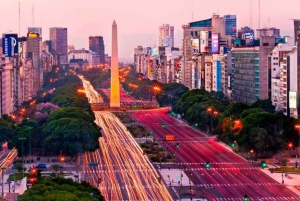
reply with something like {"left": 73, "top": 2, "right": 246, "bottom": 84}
{"left": 289, "top": 91, "right": 297, "bottom": 109}
{"left": 27, "top": 33, "right": 39, "bottom": 38}
{"left": 148, "top": 59, "right": 153, "bottom": 78}
{"left": 2, "top": 37, "right": 14, "bottom": 57}
{"left": 211, "top": 33, "right": 219, "bottom": 53}
{"left": 245, "top": 30, "right": 254, "bottom": 46}
{"left": 200, "top": 31, "right": 209, "bottom": 53}
{"left": 150, "top": 48, "right": 157, "bottom": 56}
{"left": 28, "top": 27, "right": 42, "bottom": 35}
{"left": 192, "top": 39, "right": 200, "bottom": 54}
{"left": 3, "top": 34, "right": 18, "bottom": 55}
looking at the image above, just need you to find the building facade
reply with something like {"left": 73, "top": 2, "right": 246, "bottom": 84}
{"left": 224, "top": 15, "right": 237, "bottom": 37}
{"left": 158, "top": 24, "right": 174, "bottom": 47}
{"left": 89, "top": 36, "right": 105, "bottom": 64}
{"left": 50, "top": 27, "right": 68, "bottom": 64}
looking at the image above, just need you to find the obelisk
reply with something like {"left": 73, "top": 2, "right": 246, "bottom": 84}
{"left": 110, "top": 20, "right": 120, "bottom": 108}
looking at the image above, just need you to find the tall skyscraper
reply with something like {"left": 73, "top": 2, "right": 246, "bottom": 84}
{"left": 27, "top": 29, "right": 43, "bottom": 94}
{"left": 224, "top": 15, "right": 237, "bottom": 37}
{"left": 49, "top": 27, "right": 68, "bottom": 64}
{"left": 89, "top": 36, "right": 105, "bottom": 64}
{"left": 110, "top": 20, "right": 120, "bottom": 108}
{"left": 158, "top": 24, "right": 174, "bottom": 47}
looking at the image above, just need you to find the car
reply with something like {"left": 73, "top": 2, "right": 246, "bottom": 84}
{"left": 35, "top": 164, "right": 47, "bottom": 169}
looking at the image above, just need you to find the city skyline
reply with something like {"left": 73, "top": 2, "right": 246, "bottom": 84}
{"left": 1, "top": 0, "right": 299, "bottom": 61}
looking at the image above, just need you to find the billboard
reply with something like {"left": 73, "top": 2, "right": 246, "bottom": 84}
{"left": 2, "top": 37, "right": 14, "bottom": 57}
{"left": 27, "top": 33, "right": 39, "bottom": 38}
{"left": 211, "top": 33, "right": 219, "bottom": 53}
{"left": 200, "top": 31, "right": 209, "bottom": 53}
{"left": 148, "top": 59, "right": 153, "bottom": 78}
{"left": 3, "top": 34, "right": 18, "bottom": 55}
{"left": 289, "top": 91, "right": 297, "bottom": 109}
{"left": 192, "top": 39, "right": 200, "bottom": 54}
{"left": 245, "top": 30, "right": 254, "bottom": 46}
{"left": 28, "top": 27, "right": 42, "bottom": 35}
{"left": 150, "top": 48, "right": 157, "bottom": 56}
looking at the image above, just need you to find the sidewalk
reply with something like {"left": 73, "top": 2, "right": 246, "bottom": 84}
{"left": 261, "top": 164, "right": 300, "bottom": 196}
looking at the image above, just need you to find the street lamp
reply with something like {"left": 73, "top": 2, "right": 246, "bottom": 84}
{"left": 250, "top": 149, "right": 254, "bottom": 163}
{"left": 18, "top": 137, "right": 26, "bottom": 178}
{"left": 27, "top": 127, "right": 33, "bottom": 168}
{"left": 206, "top": 107, "right": 218, "bottom": 134}
{"left": 1, "top": 166, "right": 7, "bottom": 201}
{"left": 60, "top": 156, "right": 65, "bottom": 176}
{"left": 288, "top": 143, "right": 293, "bottom": 156}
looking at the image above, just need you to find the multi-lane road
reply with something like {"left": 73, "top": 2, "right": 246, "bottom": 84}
{"left": 84, "top": 111, "right": 173, "bottom": 201}
{"left": 80, "top": 74, "right": 300, "bottom": 200}
{"left": 132, "top": 109, "right": 300, "bottom": 200}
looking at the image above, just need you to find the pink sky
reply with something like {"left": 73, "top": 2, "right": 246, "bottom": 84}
{"left": 0, "top": 0, "right": 298, "bottom": 61}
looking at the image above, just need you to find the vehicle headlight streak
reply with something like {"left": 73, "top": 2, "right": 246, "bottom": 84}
{"left": 83, "top": 112, "right": 172, "bottom": 201}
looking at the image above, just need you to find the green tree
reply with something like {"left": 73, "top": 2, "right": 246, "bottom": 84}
{"left": 18, "top": 177, "right": 104, "bottom": 201}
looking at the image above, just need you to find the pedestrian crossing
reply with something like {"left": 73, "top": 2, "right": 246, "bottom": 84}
{"left": 213, "top": 197, "right": 300, "bottom": 201}
{"left": 195, "top": 182, "right": 279, "bottom": 188}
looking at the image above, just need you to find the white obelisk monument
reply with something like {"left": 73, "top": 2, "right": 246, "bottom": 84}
{"left": 110, "top": 20, "right": 120, "bottom": 108}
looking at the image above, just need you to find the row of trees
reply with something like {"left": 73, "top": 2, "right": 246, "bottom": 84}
{"left": 0, "top": 67, "right": 101, "bottom": 157}
{"left": 19, "top": 177, "right": 104, "bottom": 201}
{"left": 156, "top": 85, "right": 299, "bottom": 157}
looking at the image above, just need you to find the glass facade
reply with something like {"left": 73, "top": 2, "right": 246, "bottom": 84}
{"left": 224, "top": 15, "right": 237, "bottom": 37}
{"left": 189, "top": 19, "right": 212, "bottom": 28}
{"left": 231, "top": 49, "right": 260, "bottom": 104}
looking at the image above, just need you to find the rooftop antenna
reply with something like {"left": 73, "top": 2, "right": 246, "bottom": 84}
{"left": 32, "top": 5, "right": 34, "bottom": 26}
{"left": 258, "top": 0, "right": 260, "bottom": 29}
{"left": 19, "top": 1, "right": 21, "bottom": 36}
{"left": 250, "top": 0, "right": 252, "bottom": 28}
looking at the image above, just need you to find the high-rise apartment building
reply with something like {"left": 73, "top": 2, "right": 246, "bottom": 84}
{"left": 89, "top": 36, "right": 105, "bottom": 64}
{"left": 224, "top": 15, "right": 237, "bottom": 37}
{"left": 231, "top": 36, "right": 277, "bottom": 105}
{"left": 27, "top": 30, "right": 43, "bottom": 93}
{"left": 49, "top": 27, "right": 68, "bottom": 64}
{"left": 158, "top": 24, "right": 174, "bottom": 47}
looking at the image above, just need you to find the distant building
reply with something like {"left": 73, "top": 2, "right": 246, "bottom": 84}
{"left": 158, "top": 24, "right": 174, "bottom": 47}
{"left": 89, "top": 36, "right": 105, "bottom": 64}
{"left": 50, "top": 27, "right": 68, "bottom": 64}
{"left": 68, "top": 45, "right": 75, "bottom": 53}
{"left": 224, "top": 15, "right": 237, "bottom": 37}
{"left": 27, "top": 30, "right": 43, "bottom": 93}
{"left": 256, "top": 27, "right": 280, "bottom": 39}
{"left": 105, "top": 54, "right": 111, "bottom": 66}
{"left": 69, "top": 59, "right": 88, "bottom": 71}
{"left": 68, "top": 49, "right": 99, "bottom": 67}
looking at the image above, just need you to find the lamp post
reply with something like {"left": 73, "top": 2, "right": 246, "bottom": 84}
{"left": 294, "top": 124, "right": 300, "bottom": 156}
{"left": 188, "top": 172, "right": 193, "bottom": 201}
{"left": 206, "top": 107, "right": 218, "bottom": 134}
{"left": 28, "top": 126, "right": 33, "bottom": 168}
{"left": 288, "top": 143, "right": 293, "bottom": 156}
{"left": 250, "top": 149, "right": 254, "bottom": 163}
{"left": 18, "top": 137, "right": 26, "bottom": 178}
{"left": 1, "top": 166, "right": 7, "bottom": 201}
{"left": 60, "top": 156, "right": 65, "bottom": 176}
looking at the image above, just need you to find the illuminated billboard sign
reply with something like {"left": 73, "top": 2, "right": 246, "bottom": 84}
{"left": 150, "top": 48, "right": 157, "bottom": 56}
{"left": 2, "top": 37, "right": 14, "bottom": 57}
{"left": 245, "top": 30, "right": 254, "bottom": 46}
{"left": 192, "top": 39, "right": 200, "bottom": 54}
{"left": 289, "top": 91, "right": 297, "bottom": 109}
{"left": 211, "top": 33, "right": 219, "bottom": 53}
{"left": 28, "top": 27, "right": 42, "bottom": 35}
{"left": 3, "top": 34, "right": 18, "bottom": 55}
{"left": 27, "top": 33, "right": 39, "bottom": 38}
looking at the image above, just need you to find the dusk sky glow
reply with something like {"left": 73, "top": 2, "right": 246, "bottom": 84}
{"left": 1, "top": 0, "right": 298, "bottom": 61}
